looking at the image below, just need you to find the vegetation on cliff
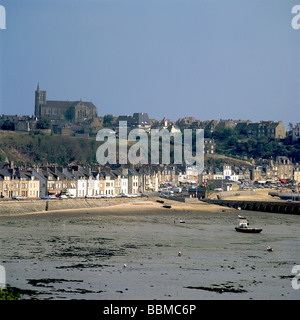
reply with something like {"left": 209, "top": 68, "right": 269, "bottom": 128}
{"left": 0, "top": 128, "right": 299, "bottom": 166}
{"left": 205, "top": 128, "right": 300, "bottom": 163}
{"left": 0, "top": 131, "right": 98, "bottom": 165}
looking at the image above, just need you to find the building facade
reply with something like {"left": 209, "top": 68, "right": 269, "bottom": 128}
{"left": 292, "top": 123, "right": 300, "bottom": 141}
{"left": 35, "top": 83, "right": 98, "bottom": 122}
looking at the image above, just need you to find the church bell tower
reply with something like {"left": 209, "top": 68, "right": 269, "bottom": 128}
{"left": 35, "top": 83, "right": 46, "bottom": 117}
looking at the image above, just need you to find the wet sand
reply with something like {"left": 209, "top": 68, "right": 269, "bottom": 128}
{"left": 0, "top": 196, "right": 299, "bottom": 300}
{"left": 0, "top": 197, "right": 224, "bottom": 217}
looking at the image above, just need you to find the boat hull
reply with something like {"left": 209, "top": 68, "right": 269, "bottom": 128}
{"left": 235, "top": 227, "right": 262, "bottom": 233}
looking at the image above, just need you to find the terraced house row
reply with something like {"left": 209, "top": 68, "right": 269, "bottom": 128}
{"left": 1, "top": 155, "right": 299, "bottom": 199}
{"left": 0, "top": 168, "right": 40, "bottom": 198}
{"left": 0, "top": 162, "right": 186, "bottom": 199}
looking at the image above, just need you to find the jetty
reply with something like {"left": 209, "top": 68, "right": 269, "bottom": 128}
{"left": 203, "top": 199, "right": 300, "bottom": 215}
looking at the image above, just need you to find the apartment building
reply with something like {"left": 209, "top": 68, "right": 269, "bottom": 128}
{"left": 0, "top": 169, "right": 40, "bottom": 198}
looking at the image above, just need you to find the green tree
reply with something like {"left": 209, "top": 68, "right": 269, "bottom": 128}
{"left": 103, "top": 114, "right": 114, "bottom": 127}
{"left": 1, "top": 120, "right": 14, "bottom": 130}
{"left": 36, "top": 116, "right": 51, "bottom": 129}
{"left": 227, "top": 136, "right": 238, "bottom": 147}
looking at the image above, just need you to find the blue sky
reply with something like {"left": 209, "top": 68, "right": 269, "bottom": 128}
{"left": 0, "top": 0, "right": 299, "bottom": 127}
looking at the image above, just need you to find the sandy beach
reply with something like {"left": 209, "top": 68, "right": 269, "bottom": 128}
{"left": 0, "top": 188, "right": 279, "bottom": 218}
{"left": 0, "top": 196, "right": 232, "bottom": 218}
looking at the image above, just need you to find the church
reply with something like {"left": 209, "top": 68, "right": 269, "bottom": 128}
{"left": 34, "top": 83, "right": 98, "bottom": 122}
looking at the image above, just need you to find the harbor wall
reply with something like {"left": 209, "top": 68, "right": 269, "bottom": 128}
{"left": 211, "top": 190, "right": 256, "bottom": 200}
{"left": 203, "top": 199, "right": 300, "bottom": 215}
{"left": 0, "top": 198, "right": 132, "bottom": 215}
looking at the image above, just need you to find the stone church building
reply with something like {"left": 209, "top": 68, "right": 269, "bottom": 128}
{"left": 34, "top": 83, "right": 98, "bottom": 122}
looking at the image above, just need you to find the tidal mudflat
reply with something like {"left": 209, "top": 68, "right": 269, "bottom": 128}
{"left": 0, "top": 199, "right": 299, "bottom": 300}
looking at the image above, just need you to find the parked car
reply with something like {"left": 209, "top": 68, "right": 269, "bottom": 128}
{"left": 141, "top": 193, "right": 149, "bottom": 198}
{"left": 12, "top": 196, "right": 27, "bottom": 200}
{"left": 120, "top": 193, "right": 128, "bottom": 197}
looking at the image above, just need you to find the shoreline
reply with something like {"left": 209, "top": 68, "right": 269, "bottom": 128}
{"left": 0, "top": 189, "right": 282, "bottom": 217}
{"left": 0, "top": 197, "right": 231, "bottom": 217}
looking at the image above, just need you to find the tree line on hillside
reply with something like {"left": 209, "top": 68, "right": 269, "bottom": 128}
{"left": 0, "top": 117, "right": 51, "bottom": 131}
{"left": 205, "top": 128, "right": 300, "bottom": 163}
{"left": 0, "top": 127, "right": 299, "bottom": 166}
{"left": 0, "top": 132, "right": 98, "bottom": 166}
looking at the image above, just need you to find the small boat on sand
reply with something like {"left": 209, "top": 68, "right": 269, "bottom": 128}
{"left": 235, "top": 216, "right": 262, "bottom": 233}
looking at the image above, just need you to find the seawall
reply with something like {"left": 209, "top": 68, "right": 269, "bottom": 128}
{"left": 203, "top": 199, "right": 300, "bottom": 215}
{"left": 209, "top": 190, "right": 257, "bottom": 200}
{"left": 0, "top": 198, "right": 135, "bottom": 215}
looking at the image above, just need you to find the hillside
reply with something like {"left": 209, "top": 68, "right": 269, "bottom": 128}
{"left": 204, "top": 153, "right": 252, "bottom": 168}
{"left": 0, "top": 131, "right": 98, "bottom": 165}
{"left": 205, "top": 128, "right": 300, "bottom": 163}
{"left": 0, "top": 129, "right": 298, "bottom": 167}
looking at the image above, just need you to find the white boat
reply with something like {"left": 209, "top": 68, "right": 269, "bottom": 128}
{"left": 235, "top": 216, "right": 262, "bottom": 233}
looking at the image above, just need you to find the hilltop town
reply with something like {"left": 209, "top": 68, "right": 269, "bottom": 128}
{"left": 0, "top": 84, "right": 299, "bottom": 199}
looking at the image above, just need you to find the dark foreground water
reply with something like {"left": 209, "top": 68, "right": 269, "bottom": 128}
{"left": 0, "top": 207, "right": 299, "bottom": 300}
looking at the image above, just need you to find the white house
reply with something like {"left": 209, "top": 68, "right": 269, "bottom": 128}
{"left": 102, "top": 172, "right": 115, "bottom": 196}
{"left": 120, "top": 176, "right": 128, "bottom": 194}
{"left": 86, "top": 174, "right": 95, "bottom": 196}
{"left": 185, "top": 165, "right": 200, "bottom": 184}
{"left": 213, "top": 168, "right": 223, "bottom": 180}
{"left": 91, "top": 172, "right": 100, "bottom": 196}
{"left": 223, "top": 165, "right": 232, "bottom": 179}
{"left": 230, "top": 171, "right": 239, "bottom": 181}
{"left": 74, "top": 170, "right": 88, "bottom": 198}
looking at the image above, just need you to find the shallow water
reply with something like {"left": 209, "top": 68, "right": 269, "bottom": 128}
{"left": 0, "top": 208, "right": 299, "bottom": 300}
